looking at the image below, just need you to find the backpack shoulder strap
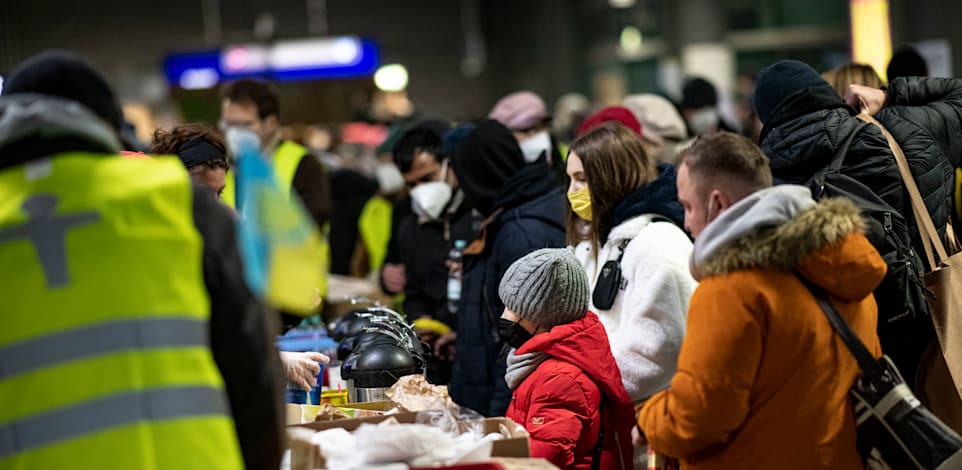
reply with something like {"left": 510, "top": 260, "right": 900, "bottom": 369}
{"left": 827, "top": 120, "right": 869, "bottom": 173}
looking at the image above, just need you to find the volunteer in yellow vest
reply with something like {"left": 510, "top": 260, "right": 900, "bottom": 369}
{"left": 218, "top": 78, "right": 331, "bottom": 229}
{"left": 0, "top": 51, "right": 284, "bottom": 470}
{"left": 218, "top": 79, "right": 332, "bottom": 329}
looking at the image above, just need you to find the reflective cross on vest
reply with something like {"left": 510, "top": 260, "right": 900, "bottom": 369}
{"left": 0, "top": 194, "right": 99, "bottom": 288}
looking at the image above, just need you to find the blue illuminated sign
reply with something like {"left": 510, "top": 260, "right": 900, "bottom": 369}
{"left": 163, "top": 37, "right": 380, "bottom": 89}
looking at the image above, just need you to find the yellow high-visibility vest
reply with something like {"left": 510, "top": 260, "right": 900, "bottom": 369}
{"left": 0, "top": 154, "right": 243, "bottom": 469}
{"left": 221, "top": 140, "right": 330, "bottom": 302}
{"left": 358, "top": 195, "right": 393, "bottom": 273}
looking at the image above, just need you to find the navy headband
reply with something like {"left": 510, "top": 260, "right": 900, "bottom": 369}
{"left": 177, "top": 139, "right": 224, "bottom": 168}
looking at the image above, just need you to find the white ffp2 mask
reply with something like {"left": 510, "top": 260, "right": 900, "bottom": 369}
{"left": 410, "top": 160, "right": 453, "bottom": 221}
{"left": 519, "top": 130, "right": 552, "bottom": 164}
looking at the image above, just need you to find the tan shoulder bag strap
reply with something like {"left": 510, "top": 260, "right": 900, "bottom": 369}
{"left": 856, "top": 113, "right": 949, "bottom": 268}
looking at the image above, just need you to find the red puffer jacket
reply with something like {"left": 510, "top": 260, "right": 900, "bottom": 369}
{"left": 506, "top": 312, "right": 634, "bottom": 470}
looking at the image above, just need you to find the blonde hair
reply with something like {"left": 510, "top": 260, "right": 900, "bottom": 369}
{"left": 822, "top": 63, "right": 886, "bottom": 98}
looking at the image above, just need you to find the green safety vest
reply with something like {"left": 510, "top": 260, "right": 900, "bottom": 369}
{"left": 221, "top": 139, "right": 306, "bottom": 207}
{"left": 0, "top": 154, "right": 243, "bottom": 469}
{"left": 358, "top": 195, "right": 393, "bottom": 273}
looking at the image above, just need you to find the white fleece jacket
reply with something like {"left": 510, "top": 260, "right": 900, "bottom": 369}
{"left": 575, "top": 214, "right": 696, "bottom": 403}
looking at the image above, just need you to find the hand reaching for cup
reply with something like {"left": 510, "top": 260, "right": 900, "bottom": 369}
{"left": 280, "top": 351, "right": 330, "bottom": 391}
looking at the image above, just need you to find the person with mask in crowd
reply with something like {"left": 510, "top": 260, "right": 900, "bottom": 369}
{"left": 150, "top": 123, "right": 230, "bottom": 198}
{"left": 754, "top": 59, "right": 962, "bottom": 389}
{"left": 218, "top": 78, "right": 331, "bottom": 231}
{"left": 636, "top": 132, "right": 885, "bottom": 468}
{"left": 888, "top": 45, "right": 929, "bottom": 82}
{"left": 623, "top": 94, "right": 690, "bottom": 165}
{"left": 0, "top": 50, "right": 284, "bottom": 470}
{"left": 378, "top": 120, "right": 449, "bottom": 296}
{"left": 680, "top": 77, "right": 736, "bottom": 136}
{"left": 218, "top": 78, "right": 332, "bottom": 329}
{"left": 489, "top": 90, "right": 566, "bottom": 180}
{"left": 499, "top": 248, "right": 634, "bottom": 470}
{"left": 447, "top": 119, "right": 566, "bottom": 417}
{"left": 352, "top": 134, "right": 409, "bottom": 279}
{"left": 384, "top": 125, "right": 477, "bottom": 384}
{"left": 821, "top": 62, "right": 885, "bottom": 100}
{"left": 567, "top": 121, "right": 694, "bottom": 467}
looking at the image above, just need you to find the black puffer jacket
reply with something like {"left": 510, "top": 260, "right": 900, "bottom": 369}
{"left": 761, "top": 86, "right": 906, "bottom": 222}
{"left": 760, "top": 85, "right": 943, "bottom": 388}
{"left": 876, "top": 77, "right": 962, "bottom": 254}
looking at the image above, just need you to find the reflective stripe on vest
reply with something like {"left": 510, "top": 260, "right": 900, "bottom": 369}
{"left": 0, "top": 154, "right": 243, "bottom": 469}
{"left": 221, "top": 139, "right": 307, "bottom": 208}
{"left": 0, "top": 385, "right": 228, "bottom": 459}
{"left": 0, "top": 317, "right": 206, "bottom": 380}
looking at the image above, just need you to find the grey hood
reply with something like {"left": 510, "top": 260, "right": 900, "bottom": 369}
{"left": 690, "top": 185, "right": 816, "bottom": 280}
{"left": 0, "top": 93, "right": 120, "bottom": 161}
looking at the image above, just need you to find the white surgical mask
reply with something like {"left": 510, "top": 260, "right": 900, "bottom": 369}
{"left": 224, "top": 127, "right": 263, "bottom": 161}
{"left": 688, "top": 108, "right": 720, "bottom": 135}
{"left": 374, "top": 163, "right": 405, "bottom": 195}
{"left": 410, "top": 160, "right": 453, "bottom": 221}
{"left": 519, "top": 130, "right": 552, "bottom": 164}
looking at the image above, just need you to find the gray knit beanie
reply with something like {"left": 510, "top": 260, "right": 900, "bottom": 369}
{"left": 498, "top": 247, "right": 590, "bottom": 329}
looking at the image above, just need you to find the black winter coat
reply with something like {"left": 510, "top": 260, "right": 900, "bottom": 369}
{"left": 395, "top": 194, "right": 479, "bottom": 327}
{"left": 449, "top": 188, "right": 566, "bottom": 417}
{"left": 876, "top": 77, "right": 962, "bottom": 258}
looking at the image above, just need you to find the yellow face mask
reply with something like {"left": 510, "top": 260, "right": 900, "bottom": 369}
{"left": 567, "top": 188, "right": 593, "bottom": 221}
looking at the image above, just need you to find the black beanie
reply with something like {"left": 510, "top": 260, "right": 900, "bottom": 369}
{"left": 3, "top": 50, "right": 122, "bottom": 131}
{"left": 887, "top": 45, "right": 928, "bottom": 81}
{"left": 452, "top": 119, "right": 525, "bottom": 216}
{"left": 753, "top": 60, "right": 832, "bottom": 124}
{"left": 681, "top": 77, "right": 718, "bottom": 109}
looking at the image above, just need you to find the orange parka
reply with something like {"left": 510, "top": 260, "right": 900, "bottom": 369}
{"left": 637, "top": 192, "right": 885, "bottom": 469}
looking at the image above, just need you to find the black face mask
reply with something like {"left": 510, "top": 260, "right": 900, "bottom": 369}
{"left": 498, "top": 318, "right": 534, "bottom": 349}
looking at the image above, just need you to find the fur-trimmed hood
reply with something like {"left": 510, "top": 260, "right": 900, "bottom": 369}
{"left": 692, "top": 185, "right": 884, "bottom": 301}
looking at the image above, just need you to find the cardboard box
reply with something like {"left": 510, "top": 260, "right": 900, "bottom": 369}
{"left": 286, "top": 404, "right": 322, "bottom": 425}
{"left": 286, "top": 400, "right": 402, "bottom": 425}
{"left": 341, "top": 400, "right": 395, "bottom": 411}
{"left": 292, "top": 414, "right": 530, "bottom": 458}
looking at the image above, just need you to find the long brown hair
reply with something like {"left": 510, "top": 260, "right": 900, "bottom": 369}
{"left": 566, "top": 122, "right": 657, "bottom": 257}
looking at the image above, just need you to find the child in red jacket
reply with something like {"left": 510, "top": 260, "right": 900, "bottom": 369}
{"left": 498, "top": 248, "right": 635, "bottom": 470}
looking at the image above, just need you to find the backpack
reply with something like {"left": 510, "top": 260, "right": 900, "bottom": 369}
{"left": 808, "top": 121, "right": 930, "bottom": 324}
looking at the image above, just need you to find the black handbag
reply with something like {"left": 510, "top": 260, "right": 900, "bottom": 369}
{"left": 592, "top": 216, "right": 673, "bottom": 310}
{"left": 803, "top": 279, "right": 962, "bottom": 469}
{"left": 592, "top": 239, "right": 629, "bottom": 310}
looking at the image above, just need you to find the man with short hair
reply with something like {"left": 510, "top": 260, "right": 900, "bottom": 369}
{"left": 636, "top": 132, "right": 885, "bottom": 468}
{"left": 151, "top": 123, "right": 230, "bottom": 197}
{"left": 219, "top": 79, "right": 331, "bottom": 230}
{"left": 382, "top": 126, "right": 478, "bottom": 384}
